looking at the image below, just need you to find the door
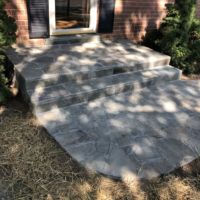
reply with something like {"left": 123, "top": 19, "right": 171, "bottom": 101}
{"left": 49, "top": 0, "right": 98, "bottom": 35}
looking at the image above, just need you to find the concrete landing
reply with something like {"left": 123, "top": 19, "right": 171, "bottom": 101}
{"left": 36, "top": 80, "right": 200, "bottom": 180}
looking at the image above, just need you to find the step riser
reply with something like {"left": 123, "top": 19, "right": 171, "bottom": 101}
{"left": 26, "top": 58, "right": 170, "bottom": 90}
{"left": 33, "top": 69, "right": 181, "bottom": 113}
{"left": 45, "top": 34, "right": 101, "bottom": 45}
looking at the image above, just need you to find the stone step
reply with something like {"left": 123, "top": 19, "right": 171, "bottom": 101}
{"left": 29, "top": 65, "right": 182, "bottom": 113}
{"left": 45, "top": 34, "right": 101, "bottom": 45}
{"left": 24, "top": 55, "right": 170, "bottom": 91}
{"left": 7, "top": 40, "right": 171, "bottom": 92}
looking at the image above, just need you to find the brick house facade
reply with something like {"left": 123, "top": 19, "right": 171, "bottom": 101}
{"left": 5, "top": 0, "right": 200, "bottom": 46}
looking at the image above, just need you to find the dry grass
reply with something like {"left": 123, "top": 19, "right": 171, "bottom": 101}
{"left": 1, "top": 96, "right": 200, "bottom": 200}
{"left": 181, "top": 74, "right": 200, "bottom": 80}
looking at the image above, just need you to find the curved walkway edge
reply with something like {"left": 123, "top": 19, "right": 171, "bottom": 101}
{"left": 36, "top": 80, "right": 200, "bottom": 180}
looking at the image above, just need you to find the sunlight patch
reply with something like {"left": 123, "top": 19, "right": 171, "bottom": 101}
{"left": 162, "top": 101, "right": 177, "bottom": 112}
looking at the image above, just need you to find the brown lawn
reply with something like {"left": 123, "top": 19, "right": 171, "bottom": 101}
{"left": 1, "top": 92, "right": 200, "bottom": 199}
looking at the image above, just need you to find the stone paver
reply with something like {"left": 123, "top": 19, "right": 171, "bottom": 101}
{"left": 27, "top": 66, "right": 180, "bottom": 112}
{"left": 35, "top": 80, "right": 200, "bottom": 180}
{"left": 7, "top": 40, "right": 181, "bottom": 114}
{"left": 7, "top": 40, "right": 199, "bottom": 180}
{"left": 7, "top": 40, "right": 170, "bottom": 84}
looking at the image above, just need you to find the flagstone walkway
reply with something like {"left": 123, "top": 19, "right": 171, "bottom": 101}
{"left": 36, "top": 80, "right": 200, "bottom": 180}
{"left": 7, "top": 40, "right": 200, "bottom": 180}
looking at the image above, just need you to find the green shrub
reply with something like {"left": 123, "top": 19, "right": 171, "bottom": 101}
{"left": 0, "top": 0, "right": 17, "bottom": 101}
{"left": 143, "top": 0, "right": 200, "bottom": 74}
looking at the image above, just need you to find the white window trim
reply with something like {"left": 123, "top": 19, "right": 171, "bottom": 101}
{"left": 49, "top": 0, "right": 98, "bottom": 35}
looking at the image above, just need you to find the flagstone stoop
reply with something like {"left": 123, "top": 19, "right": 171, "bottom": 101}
{"left": 7, "top": 40, "right": 200, "bottom": 181}
{"left": 7, "top": 40, "right": 176, "bottom": 108}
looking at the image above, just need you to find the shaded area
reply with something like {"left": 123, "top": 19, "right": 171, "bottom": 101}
{"left": 5, "top": 40, "right": 184, "bottom": 181}
{"left": 112, "top": 0, "right": 174, "bottom": 41}
{"left": 1, "top": 96, "right": 200, "bottom": 199}
{"left": 35, "top": 80, "right": 200, "bottom": 180}
{"left": 6, "top": 39, "right": 171, "bottom": 109}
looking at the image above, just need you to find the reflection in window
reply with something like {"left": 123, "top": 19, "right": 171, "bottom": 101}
{"left": 56, "top": 0, "right": 90, "bottom": 29}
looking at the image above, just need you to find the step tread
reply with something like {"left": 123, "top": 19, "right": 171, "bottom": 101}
{"left": 46, "top": 34, "right": 100, "bottom": 45}
{"left": 17, "top": 54, "right": 170, "bottom": 84}
{"left": 7, "top": 41, "right": 170, "bottom": 86}
{"left": 34, "top": 78, "right": 186, "bottom": 131}
{"left": 28, "top": 65, "right": 181, "bottom": 105}
{"left": 29, "top": 56, "right": 169, "bottom": 79}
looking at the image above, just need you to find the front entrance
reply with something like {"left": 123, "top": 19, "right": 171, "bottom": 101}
{"left": 49, "top": 0, "right": 98, "bottom": 35}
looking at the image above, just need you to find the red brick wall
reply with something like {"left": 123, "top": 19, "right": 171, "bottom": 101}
{"left": 110, "top": 0, "right": 175, "bottom": 41}
{"left": 5, "top": 0, "right": 45, "bottom": 45}
{"left": 5, "top": 0, "right": 199, "bottom": 46}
